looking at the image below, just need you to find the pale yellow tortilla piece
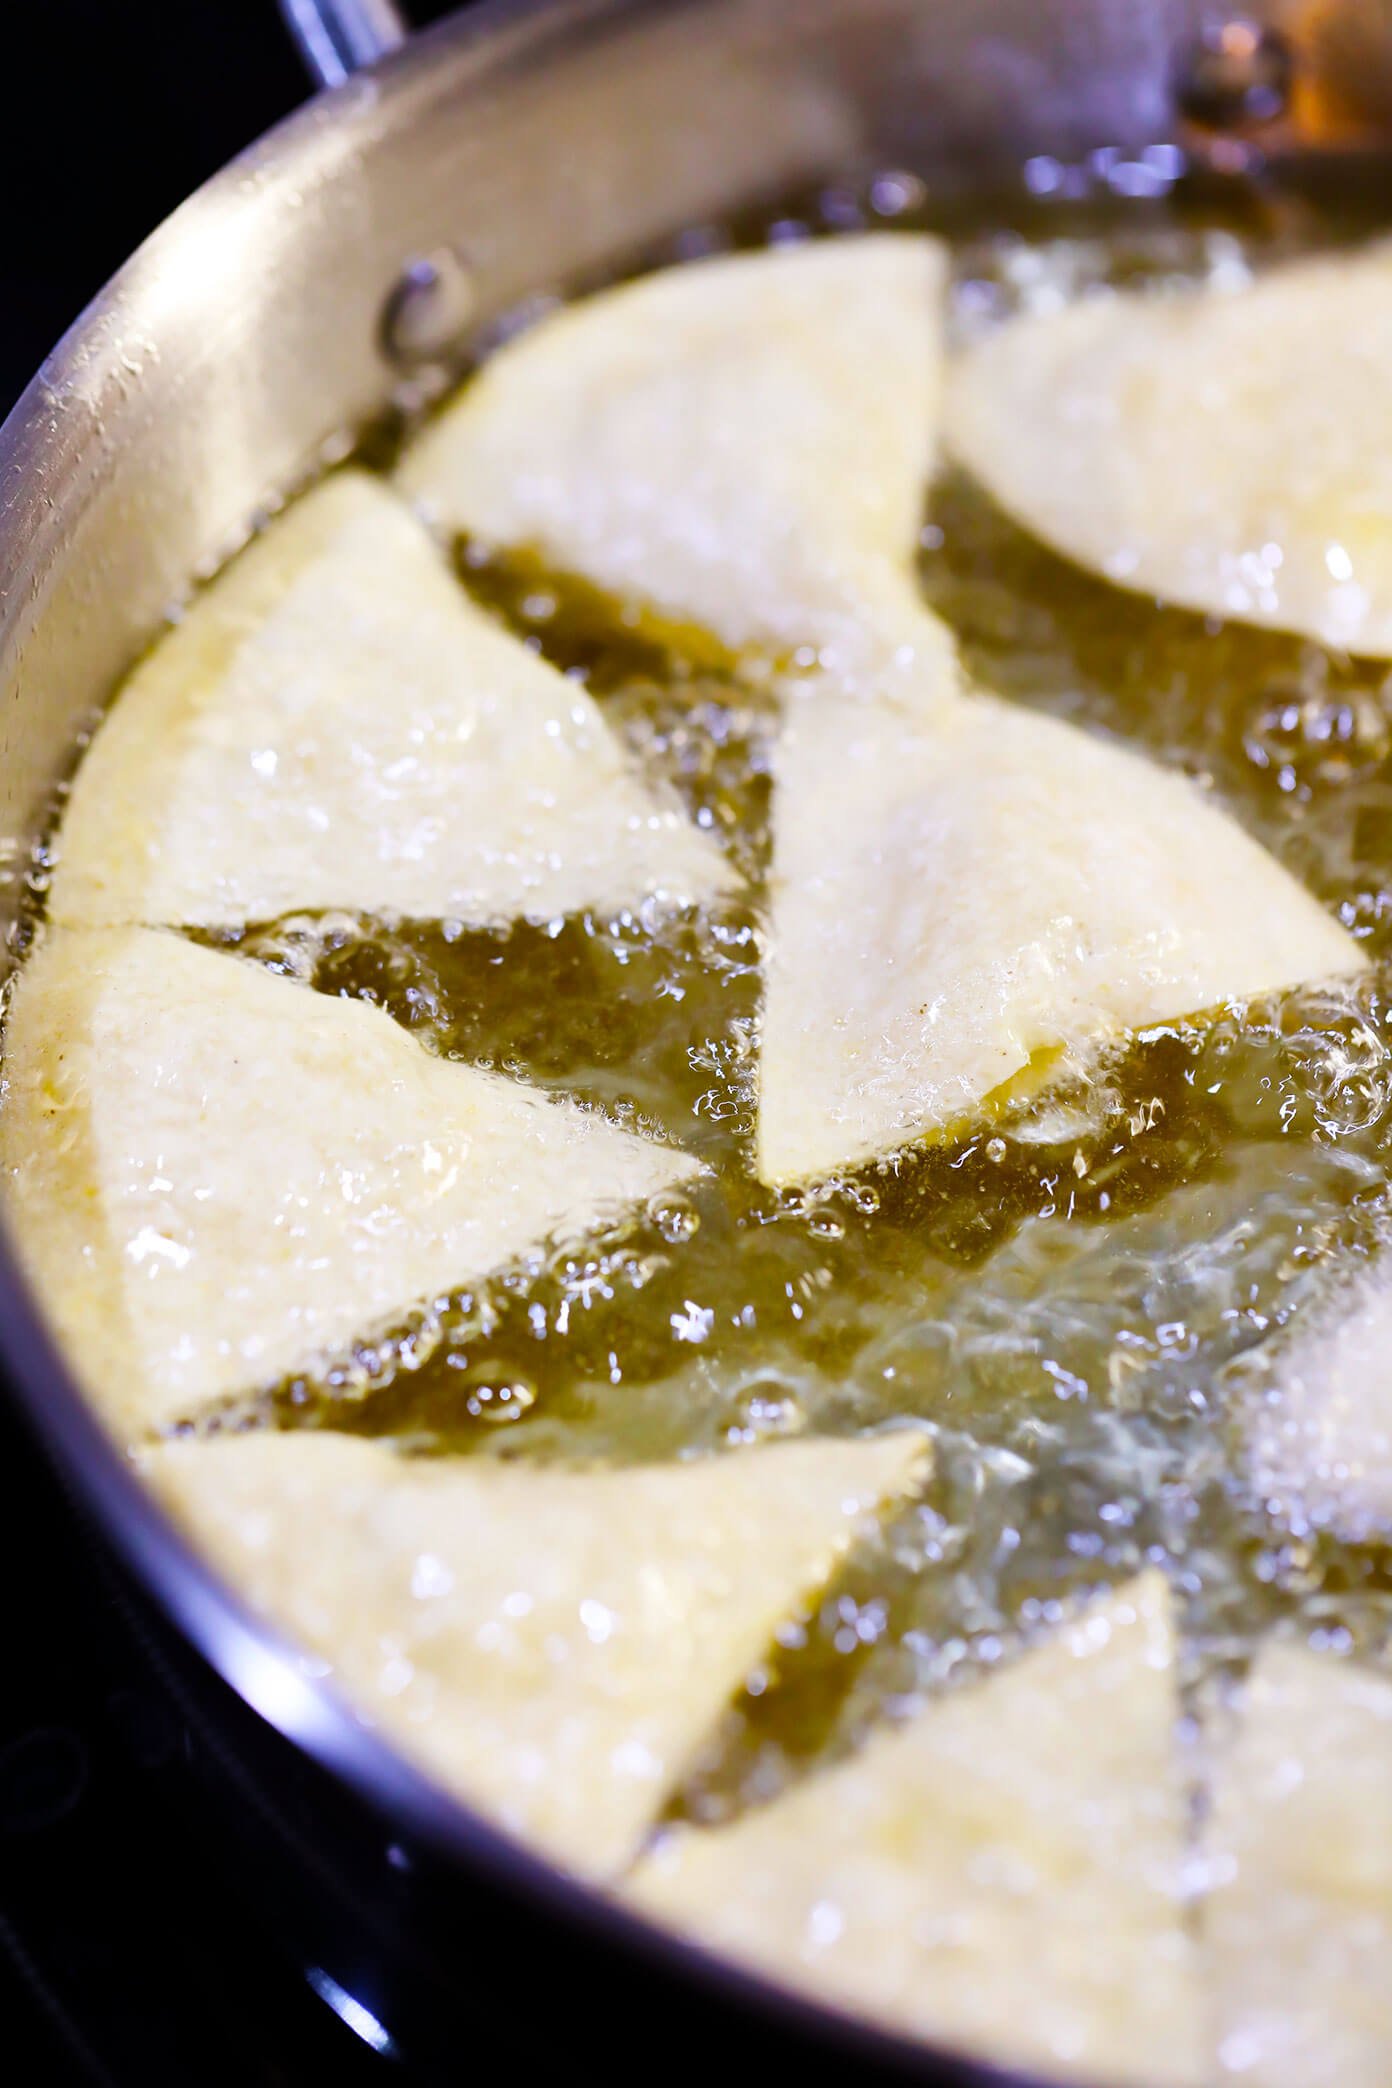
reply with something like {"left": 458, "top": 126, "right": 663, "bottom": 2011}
{"left": 396, "top": 236, "right": 947, "bottom": 673}
{"left": 948, "top": 242, "right": 1392, "bottom": 653}
{"left": 758, "top": 687, "right": 1366, "bottom": 1184}
{"left": 1243, "top": 1251, "right": 1392, "bottom": 1544}
{"left": 140, "top": 1426, "right": 930, "bottom": 1877}
{"left": 47, "top": 470, "right": 731, "bottom": 930}
{"left": 630, "top": 1572, "right": 1202, "bottom": 2087}
{"left": 0, "top": 927, "right": 699, "bottom": 1441}
{"left": 1206, "top": 1641, "right": 1392, "bottom": 2088}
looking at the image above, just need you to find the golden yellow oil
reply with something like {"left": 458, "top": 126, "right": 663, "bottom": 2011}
{"left": 138, "top": 170, "right": 1392, "bottom": 1815}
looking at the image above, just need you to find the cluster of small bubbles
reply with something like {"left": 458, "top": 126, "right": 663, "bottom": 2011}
{"left": 948, "top": 223, "right": 1260, "bottom": 347}
{"left": 4, "top": 910, "right": 37, "bottom": 969}
{"left": 1022, "top": 142, "right": 1188, "bottom": 205}
{"left": 606, "top": 676, "right": 776, "bottom": 885}
{"left": 1195, "top": 977, "right": 1392, "bottom": 1151}
{"left": 21, "top": 836, "right": 57, "bottom": 902}
{"left": 738, "top": 1385, "right": 804, "bottom": 1436}
{"left": 275, "top": 1315, "right": 439, "bottom": 1413}
{"left": 454, "top": 536, "right": 716, "bottom": 699}
{"left": 1242, "top": 661, "right": 1392, "bottom": 797}
{"left": 648, "top": 1189, "right": 701, "bottom": 1245}
{"left": 450, "top": 1362, "right": 538, "bottom": 1426}
{"left": 224, "top": 900, "right": 764, "bottom": 1171}
{"left": 830, "top": 1592, "right": 890, "bottom": 1656}
{"left": 691, "top": 1013, "right": 760, "bottom": 1128}
{"left": 1279, "top": 985, "right": 1392, "bottom": 1143}
{"left": 221, "top": 909, "right": 414, "bottom": 997}
{"left": 171, "top": 1397, "right": 263, "bottom": 1442}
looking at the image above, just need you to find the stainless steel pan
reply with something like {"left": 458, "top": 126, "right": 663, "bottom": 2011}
{"left": 3, "top": 3, "right": 1391, "bottom": 2077}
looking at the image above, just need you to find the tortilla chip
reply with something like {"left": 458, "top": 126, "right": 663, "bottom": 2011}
{"left": 948, "top": 243, "right": 1392, "bottom": 653}
{"left": 141, "top": 1425, "right": 930, "bottom": 1876}
{"left": 1243, "top": 1249, "right": 1392, "bottom": 1543}
{"left": 1205, "top": 1640, "right": 1392, "bottom": 2088}
{"left": 48, "top": 471, "right": 731, "bottom": 930}
{"left": 396, "top": 236, "right": 946, "bottom": 673}
{"left": 630, "top": 1572, "right": 1202, "bottom": 2086}
{"left": 758, "top": 688, "right": 1365, "bottom": 1183}
{"left": 0, "top": 927, "right": 699, "bottom": 1439}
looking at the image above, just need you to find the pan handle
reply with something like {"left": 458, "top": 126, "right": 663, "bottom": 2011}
{"left": 278, "top": 0, "right": 410, "bottom": 88}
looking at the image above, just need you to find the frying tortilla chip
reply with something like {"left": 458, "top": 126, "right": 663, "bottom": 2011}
{"left": 1243, "top": 1249, "right": 1392, "bottom": 1544}
{"left": 140, "top": 1426, "right": 930, "bottom": 1877}
{"left": 630, "top": 1573, "right": 1202, "bottom": 2086}
{"left": 396, "top": 236, "right": 946, "bottom": 672}
{"left": 47, "top": 470, "right": 731, "bottom": 930}
{"left": 758, "top": 688, "right": 1366, "bottom": 1183}
{"left": 948, "top": 243, "right": 1392, "bottom": 654}
{"left": 0, "top": 927, "right": 700, "bottom": 1440}
{"left": 1206, "top": 1641, "right": 1392, "bottom": 2088}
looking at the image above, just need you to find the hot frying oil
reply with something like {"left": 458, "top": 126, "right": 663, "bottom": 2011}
{"left": 190, "top": 176, "right": 1392, "bottom": 1819}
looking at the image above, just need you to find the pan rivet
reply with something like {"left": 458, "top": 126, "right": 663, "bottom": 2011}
{"left": 380, "top": 247, "right": 477, "bottom": 368}
{"left": 1176, "top": 17, "right": 1292, "bottom": 128}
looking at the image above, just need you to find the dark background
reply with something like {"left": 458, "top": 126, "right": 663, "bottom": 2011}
{"left": 1, "top": 0, "right": 457, "bottom": 416}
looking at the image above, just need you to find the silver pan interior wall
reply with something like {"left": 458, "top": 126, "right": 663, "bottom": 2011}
{"left": 1, "top": 0, "right": 1390, "bottom": 947}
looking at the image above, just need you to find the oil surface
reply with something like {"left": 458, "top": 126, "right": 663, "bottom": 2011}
{"left": 135, "top": 169, "right": 1392, "bottom": 1817}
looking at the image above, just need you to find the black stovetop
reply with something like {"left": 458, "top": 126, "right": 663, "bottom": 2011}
{"left": 0, "top": 1394, "right": 402, "bottom": 2087}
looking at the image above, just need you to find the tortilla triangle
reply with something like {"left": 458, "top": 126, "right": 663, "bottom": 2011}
{"left": 758, "top": 687, "right": 1365, "bottom": 1183}
{"left": 1205, "top": 1640, "right": 1392, "bottom": 2088}
{"left": 630, "top": 1572, "right": 1203, "bottom": 2085}
{"left": 396, "top": 236, "right": 946, "bottom": 674}
{"left": 48, "top": 470, "right": 731, "bottom": 931}
{"left": 948, "top": 243, "right": 1392, "bottom": 653}
{"left": 140, "top": 1425, "right": 929, "bottom": 1876}
{"left": 1241, "top": 1249, "right": 1392, "bottom": 1545}
{"left": 0, "top": 926, "right": 700, "bottom": 1439}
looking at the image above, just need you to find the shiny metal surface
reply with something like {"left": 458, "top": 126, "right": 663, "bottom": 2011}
{"left": 280, "top": 0, "right": 410, "bottom": 89}
{"left": 1, "top": 1, "right": 1391, "bottom": 2076}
